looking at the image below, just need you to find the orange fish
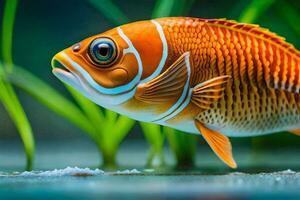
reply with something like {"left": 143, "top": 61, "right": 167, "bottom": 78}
{"left": 52, "top": 17, "right": 300, "bottom": 168}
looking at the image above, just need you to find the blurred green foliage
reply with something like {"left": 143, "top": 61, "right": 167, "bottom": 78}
{"left": 0, "top": 0, "right": 300, "bottom": 170}
{"left": 239, "top": 0, "right": 275, "bottom": 23}
{"left": 2, "top": 0, "right": 136, "bottom": 169}
{"left": 1, "top": 0, "right": 35, "bottom": 170}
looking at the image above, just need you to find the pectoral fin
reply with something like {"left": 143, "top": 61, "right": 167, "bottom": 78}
{"left": 195, "top": 120, "right": 237, "bottom": 168}
{"left": 191, "top": 75, "right": 230, "bottom": 110}
{"left": 135, "top": 52, "right": 190, "bottom": 104}
{"left": 289, "top": 129, "right": 300, "bottom": 136}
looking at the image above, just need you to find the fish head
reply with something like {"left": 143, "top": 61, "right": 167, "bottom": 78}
{"left": 51, "top": 26, "right": 143, "bottom": 108}
{"left": 52, "top": 20, "right": 168, "bottom": 119}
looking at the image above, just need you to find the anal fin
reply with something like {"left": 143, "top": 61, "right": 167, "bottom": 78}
{"left": 195, "top": 120, "right": 237, "bottom": 168}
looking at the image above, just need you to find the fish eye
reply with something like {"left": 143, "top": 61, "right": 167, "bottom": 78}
{"left": 89, "top": 38, "right": 117, "bottom": 66}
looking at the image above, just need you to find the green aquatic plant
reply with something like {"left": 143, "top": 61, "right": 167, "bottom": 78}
{"left": 0, "top": 0, "right": 35, "bottom": 170}
{"left": 7, "top": 65, "right": 135, "bottom": 167}
{"left": 65, "top": 87, "right": 135, "bottom": 167}
{"left": 164, "top": 127, "right": 197, "bottom": 168}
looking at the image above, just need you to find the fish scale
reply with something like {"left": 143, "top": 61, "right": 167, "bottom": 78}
{"left": 157, "top": 17, "right": 300, "bottom": 136}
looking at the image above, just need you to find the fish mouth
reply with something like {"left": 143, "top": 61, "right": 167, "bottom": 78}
{"left": 51, "top": 52, "right": 83, "bottom": 91}
{"left": 51, "top": 52, "right": 96, "bottom": 92}
{"left": 52, "top": 59, "right": 71, "bottom": 72}
{"left": 51, "top": 53, "right": 72, "bottom": 73}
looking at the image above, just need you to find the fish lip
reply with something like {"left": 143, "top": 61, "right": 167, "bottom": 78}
{"left": 51, "top": 54, "right": 71, "bottom": 73}
{"left": 51, "top": 53, "right": 93, "bottom": 89}
{"left": 51, "top": 53, "right": 82, "bottom": 89}
{"left": 51, "top": 53, "right": 99, "bottom": 95}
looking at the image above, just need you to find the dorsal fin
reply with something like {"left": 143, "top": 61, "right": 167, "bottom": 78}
{"left": 199, "top": 18, "right": 300, "bottom": 59}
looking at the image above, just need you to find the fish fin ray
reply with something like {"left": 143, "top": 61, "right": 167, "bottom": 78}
{"left": 135, "top": 52, "right": 190, "bottom": 104}
{"left": 191, "top": 75, "right": 230, "bottom": 110}
{"left": 195, "top": 120, "right": 237, "bottom": 168}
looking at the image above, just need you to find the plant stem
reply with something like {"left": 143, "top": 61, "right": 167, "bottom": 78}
{"left": 165, "top": 127, "right": 196, "bottom": 168}
{"left": 140, "top": 122, "right": 165, "bottom": 167}
{"left": 1, "top": 0, "right": 18, "bottom": 69}
{"left": 0, "top": 79, "right": 35, "bottom": 170}
{"left": 96, "top": 138, "right": 117, "bottom": 168}
{"left": 7, "top": 66, "right": 97, "bottom": 137}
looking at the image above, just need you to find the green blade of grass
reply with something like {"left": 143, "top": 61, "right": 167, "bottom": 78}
{"left": 140, "top": 122, "right": 165, "bottom": 166}
{"left": 66, "top": 85, "right": 104, "bottom": 134}
{"left": 152, "top": 0, "right": 175, "bottom": 18}
{"left": 105, "top": 109, "right": 118, "bottom": 124}
{"left": 87, "top": 0, "right": 129, "bottom": 25}
{"left": 140, "top": 122, "right": 163, "bottom": 150}
{"left": 6, "top": 66, "right": 96, "bottom": 138}
{"left": 164, "top": 127, "right": 196, "bottom": 167}
{"left": 96, "top": 115, "right": 135, "bottom": 167}
{"left": 1, "top": 0, "right": 18, "bottom": 68}
{"left": 0, "top": 78, "right": 35, "bottom": 170}
{"left": 1, "top": 0, "right": 35, "bottom": 170}
{"left": 238, "top": 0, "right": 275, "bottom": 23}
{"left": 111, "top": 115, "right": 135, "bottom": 145}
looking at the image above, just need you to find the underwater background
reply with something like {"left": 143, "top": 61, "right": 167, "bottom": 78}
{"left": 0, "top": 0, "right": 300, "bottom": 171}
{"left": 0, "top": 1, "right": 300, "bottom": 199}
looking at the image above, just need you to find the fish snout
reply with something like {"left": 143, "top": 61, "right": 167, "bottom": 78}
{"left": 51, "top": 52, "right": 73, "bottom": 74}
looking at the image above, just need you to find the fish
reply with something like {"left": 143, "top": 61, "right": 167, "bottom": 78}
{"left": 51, "top": 17, "right": 300, "bottom": 168}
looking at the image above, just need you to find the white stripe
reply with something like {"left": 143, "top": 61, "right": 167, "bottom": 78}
{"left": 160, "top": 89, "right": 192, "bottom": 122}
{"left": 152, "top": 53, "right": 191, "bottom": 122}
{"left": 140, "top": 20, "right": 168, "bottom": 84}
